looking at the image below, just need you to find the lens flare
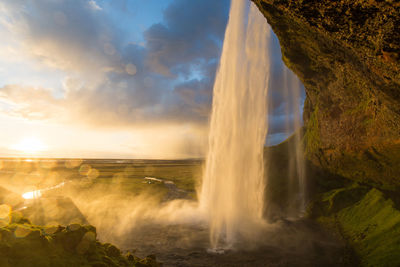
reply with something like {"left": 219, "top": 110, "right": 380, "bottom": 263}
{"left": 0, "top": 204, "right": 11, "bottom": 219}
{"left": 14, "top": 226, "right": 31, "bottom": 238}
{"left": 22, "top": 190, "right": 42, "bottom": 200}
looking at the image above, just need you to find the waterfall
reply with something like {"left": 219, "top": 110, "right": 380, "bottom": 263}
{"left": 282, "top": 67, "right": 306, "bottom": 216}
{"left": 199, "top": 0, "right": 271, "bottom": 249}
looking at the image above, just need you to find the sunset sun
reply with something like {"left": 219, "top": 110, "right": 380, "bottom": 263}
{"left": 11, "top": 137, "right": 47, "bottom": 154}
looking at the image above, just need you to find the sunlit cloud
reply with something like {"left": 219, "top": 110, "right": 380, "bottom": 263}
{"left": 0, "top": 0, "right": 122, "bottom": 81}
{"left": 0, "top": 85, "right": 65, "bottom": 120}
{"left": 0, "top": 0, "right": 303, "bottom": 158}
{"left": 0, "top": 0, "right": 230, "bottom": 131}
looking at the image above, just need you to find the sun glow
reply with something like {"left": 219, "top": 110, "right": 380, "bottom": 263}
{"left": 11, "top": 137, "right": 47, "bottom": 154}
{"left": 22, "top": 190, "right": 42, "bottom": 200}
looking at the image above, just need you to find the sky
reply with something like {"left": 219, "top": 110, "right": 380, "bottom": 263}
{"left": 0, "top": 0, "right": 304, "bottom": 159}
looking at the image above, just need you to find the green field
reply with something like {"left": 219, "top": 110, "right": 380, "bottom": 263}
{"left": 0, "top": 158, "right": 204, "bottom": 230}
{"left": 0, "top": 158, "right": 203, "bottom": 201}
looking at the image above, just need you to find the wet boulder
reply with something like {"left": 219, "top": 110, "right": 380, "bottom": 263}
{"left": 54, "top": 224, "right": 97, "bottom": 253}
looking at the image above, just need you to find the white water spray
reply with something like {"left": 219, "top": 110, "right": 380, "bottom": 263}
{"left": 199, "top": 0, "right": 271, "bottom": 249}
{"left": 282, "top": 67, "right": 306, "bottom": 216}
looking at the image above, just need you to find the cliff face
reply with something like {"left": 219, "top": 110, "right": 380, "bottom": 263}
{"left": 253, "top": 0, "right": 400, "bottom": 189}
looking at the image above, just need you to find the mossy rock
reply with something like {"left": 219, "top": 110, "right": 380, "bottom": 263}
{"left": 307, "top": 184, "right": 369, "bottom": 218}
{"left": 103, "top": 243, "right": 121, "bottom": 258}
{"left": 253, "top": 0, "right": 400, "bottom": 189}
{"left": 0, "top": 220, "right": 161, "bottom": 267}
{"left": 337, "top": 189, "right": 400, "bottom": 266}
{"left": 136, "top": 255, "right": 160, "bottom": 267}
{"left": 309, "top": 185, "right": 400, "bottom": 266}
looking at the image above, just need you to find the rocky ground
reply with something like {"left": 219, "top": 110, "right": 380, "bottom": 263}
{"left": 0, "top": 211, "right": 161, "bottom": 267}
{"left": 117, "top": 219, "right": 351, "bottom": 267}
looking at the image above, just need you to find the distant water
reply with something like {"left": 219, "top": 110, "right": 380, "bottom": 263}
{"left": 199, "top": 0, "right": 271, "bottom": 249}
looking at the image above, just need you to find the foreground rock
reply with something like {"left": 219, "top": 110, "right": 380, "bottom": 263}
{"left": 0, "top": 212, "right": 161, "bottom": 267}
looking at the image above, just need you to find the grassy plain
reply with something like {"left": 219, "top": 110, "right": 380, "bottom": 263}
{"left": 0, "top": 158, "right": 203, "bottom": 202}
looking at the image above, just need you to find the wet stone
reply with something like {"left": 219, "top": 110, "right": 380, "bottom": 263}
{"left": 126, "top": 252, "right": 135, "bottom": 262}
{"left": 104, "top": 243, "right": 121, "bottom": 258}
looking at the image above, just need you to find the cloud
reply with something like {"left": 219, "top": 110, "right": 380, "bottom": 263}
{"left": 0, "top": 0, "right": 305, "bottom": 153}
{"left": 144, "top": 0, "right": 229, "bottom": 77}
{"left": 0, "top": 85, "right": 65, "bottom": 120}
{"left": 0, "top": 0, "right": 121, "bottom": 77}
{"left": 88, "top": 0, "right": 102, "bottom": 11}
{"left": 0, "top": 0, "right": 230, "bottom": 129}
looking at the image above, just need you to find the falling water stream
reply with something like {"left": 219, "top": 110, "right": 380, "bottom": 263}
{"left": 199, "top": 0, "right": 271, "bottom": 249}
{"left": 282, "top": 67, "right": 307, "bottom": 216}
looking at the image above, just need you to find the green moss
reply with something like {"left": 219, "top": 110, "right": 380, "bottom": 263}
{"left": 307, "top": 184, "right": 367, "bottom": 219}
{"left": 309, "top": 186, "right": 400, "bottom": 266}
{"left": 304, "top": 106, "right": 321, "bottom": 156}
{"left": 337, "top": 189, "right": 400, "bottom": 267}
{"left": 320, "top": 184, "right": 369, "bottom": 214}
